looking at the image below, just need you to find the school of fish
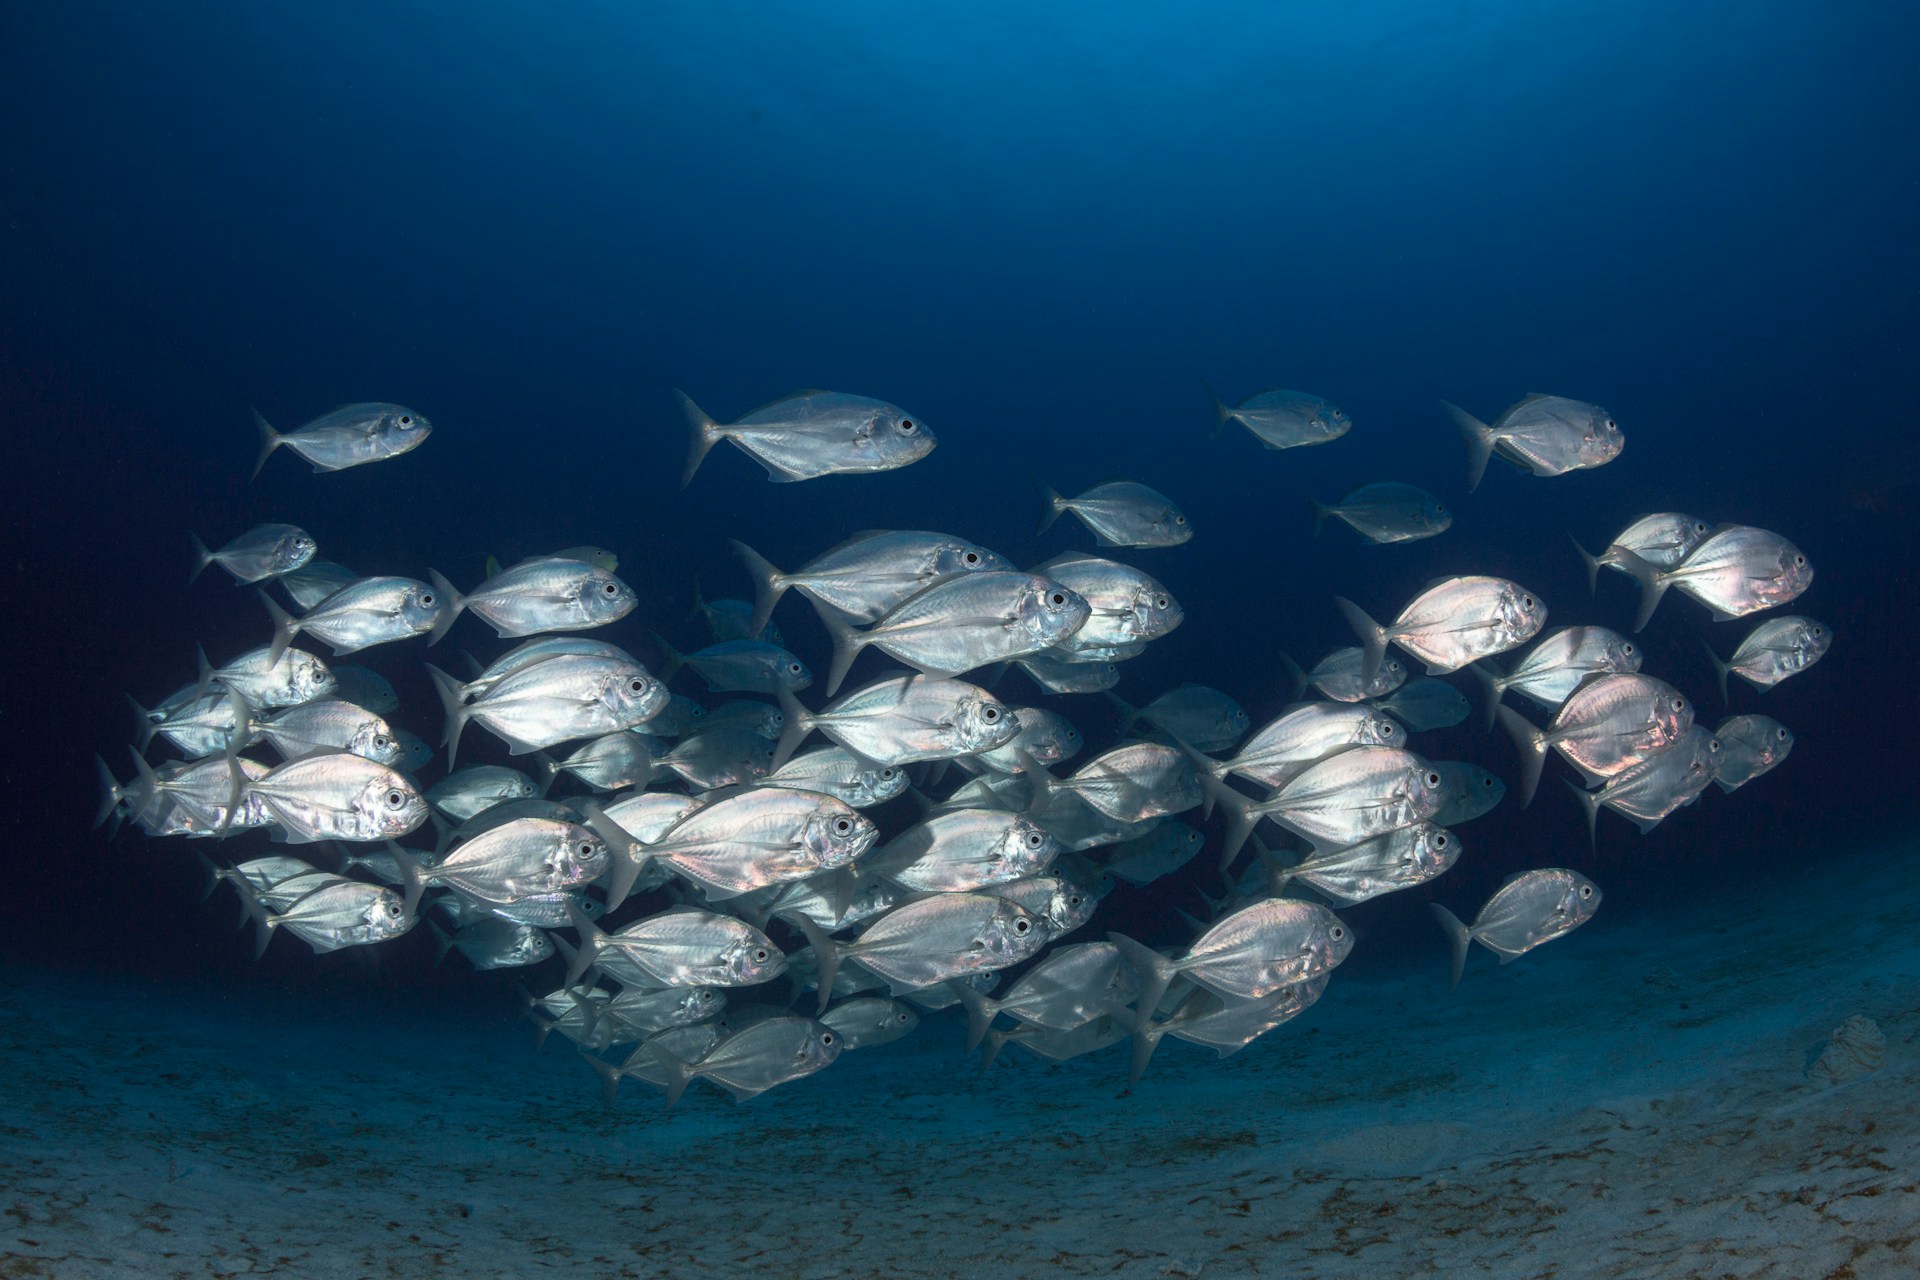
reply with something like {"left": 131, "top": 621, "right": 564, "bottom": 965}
{"left": 95, "top": 387, "right": 1828, "bottom": 1105}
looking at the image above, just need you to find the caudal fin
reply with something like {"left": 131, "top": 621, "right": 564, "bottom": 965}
{"left": 1429, "top": 903, "right": 1473, "bottom": 990}
{"left": 1308, "top": 496, "right": 1333, "bottom": 540}
{"left": 1334, "top": 596, "right": 1390, "bottom": 685}
{"left": 1128, "top": 1020, "right": 1173, "bottom": 1088}
{"left": 93, "top": 754, "right": 124, "bottom": 830}
{"left": 1612, "top": 550, "right": 1670, "bottom": 633}
{"left": 1203, "top": 380, "right": 1232, "bottom": 440}
{"left": 1568, "top": 535, "right": 1604, "bottom": 595}
{"left": 1700, "top": 639, "right": 1732, "bottom": 704}
{"left": 954, "top": 982, "right": 1002, "bottom": 1056}
{"left": 1494, "top": 705, "right": 1549, "bottom": 808}
{"left": 1105, "top": 931, "right": 1182, "bottom": 1035}
{"left": 1034, "top": 477, "right": 1067, "bottom": 535}
{"left": 564, "top": 900, "right": 610, "bottom": 990}
{"left": 1441, "top": 400, "right": 1496, "bottom": 492}
{"left": 1469, "top": 659, "right": 1507, "bottom": 731}
{"left": 729, "top": 540, "right": 790, "bottom": 640}
{"left": 188, "top": 532, "right": 215, "bottom": 585}
{"left": 675, "top": 389, "right": 727, "bottom": 489}
{"left": 578, "top": 798, "right": 651, "bottom": 913}
{"left": 425, "top": 569, "right": 465, "bottom": 645}
{"left": 650, "top": 631, "right": 688, "bottom": 685}
{"left": 814, "top": 601, "right": 866, "bottom": 697}
{"left": 1564, "top": 778, "right": 1603, "bottom": 850}
{"left": 793, "top": 916, "right": 846, "bottom": 1016}
{"left": 250, "top": 409, "right": 282, "bottom": 481}
{"left": 1276, "top": 650, "right": 1308, "bottom": 704}
{"left": 261, "top": 591, "right": 301, "bottom": 669}
{"left": 770, "top": 684, "right": 816, "bottom": 772}
{"left": 425, "top": 664, "right": 471, "bottom": 770}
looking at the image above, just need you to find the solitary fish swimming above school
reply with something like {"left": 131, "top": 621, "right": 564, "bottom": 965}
{"left": 676, "top": 389, "right": 935, "bottom": 485}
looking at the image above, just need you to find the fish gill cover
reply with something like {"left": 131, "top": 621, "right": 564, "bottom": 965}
{"left": 3, "top": 0, "right": 1919, "bottom": 1240}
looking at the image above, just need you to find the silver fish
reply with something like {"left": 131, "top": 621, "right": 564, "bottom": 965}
{"left": 240, "top": 753, "right": 428, "bottom": 843}
{"left": 763, "top": 746, "right": 908, "bottom": 809}
{"left": 954, "top": 941, "right": 1136, "bottom": 1053}
{"left": 654, "top": 727, "right": 775, "bottom": 790}
{"left": 249, "top": 699, "right": 402, "bottom": 766}
{"left": 1267, "top": 822, "right": 1460, "bottom": 905}
{"left": 1310, "top": 482, "right": 1450, "bottom": 544}
{"left": 131, "top": 688, "right": 249, "bottom": 759}
{"left": 1027, "top": 742, "right": 1201, "bottom": 824}
{"left": 1371, "top": 678, "right": 1471, "bottom": 732}
{"left": 1108, "top": 899, "right": 1353, "bottom": 1029}
{"left": 1473, "top": 625, "right": 1641, "bottom": 725}
{"left": 968, "top": 706, "right": 1084, "bottom": 774}
{"left": 428, "top": 558, "right": 637, "bottom": 643}
{"left": 1014, "top": 652, "right": 1122, "bottom": 694}
{"left": 427, "top": 766, "right": 541, "bottom": 822}
{"left": 199, "top": 644, "right": 335, "bottom": 709}
{"left": 1713, "top": 715, "right": 1793, "bottom": 792}
{"left": 541, "top": 733, "right": 656, "bottom": 791}
{"left": 189, "top": 524, "right": 316, "bottom": 585}
{"left": 678, "top": 389, "right": 934, "bottom": 485}
{"left": 1567, "top": 725, "right": 1720, "bottom": 840}
{"left": 641, "top": 788, "right": 876, "bottom": 898}
{"left": 252, "top": 402, "right": 430, "bottom": 478}
{"left": 1444, "top": 394, "right": 1623, "bottom": 491}
{"left": 977, "top": 875, "right": 1098, "bottom": 940}
{"left": 1338, "top": 576, "right": 1546, "bottom": 680}
{"left": 1306, "top": 648, "right": 1406, "bottom": 702}
{"left": 819, "top": 998, "right": 920, "bottom": 1050}
{"left": 395, "top": 817, "right": 607, "bottom": 914}
{"left": 461, "top": 637, "right": 637, "bottom": 700}
{"left": 1108, "top": 686, "right": 1247, "bottom": 753}
{"left": 868, "top": 809, "right": 1059, "bottom": 892}
{"left": 659, "top": 637, "right": 812, "bottom": 695}
{"left": 774, "top": 676, "right": 1018, "bottom": 769}
{"left": 1207, "top": 702, "right": 1404, "bottom": 790}
{"left": 1216, "top": 745, "right": 1444, "bottom": 863}
{"left": 1036, "top": 479, "right": 1192, "bottom": 548}
{"left": 1206, "top": 384, "right": 1350, "bottom": 450}
{"left": 328, "top": 665, "right": 398, "bottom": 714}
{"left": 429, "top": 652, "right": 667, "bottom": 768}
{"left": 1497, "top": 673, "right": 1693, "bottom": 804}
{"left": 1429, "top": 761, "right": 1506, "bottom": 826}
{"left": 1703, "top": 616, "right": 1831, "bottom": 700}
{"left": 732, "top": 531, "right": 1010, "bottom": 636}
{"left": 1572, "top": 513, "right": 1711, "bottom": 592}
{"left": 1130, "top": 976, "right": 1328, "bottom": 1084}
{"left": 262, "top": 576, "right": 445, "bottom": 666}
{"left": 1100, "top": 823, "right": 1205, "bottom": 887}
{"left": 249, "top": 879, "right": 414, "bottom": 956}
{"left": 651, "top": 1016, "right": 841, "bottom": 1106}
{"left": 429, "top": 917, "right": 554, "bottom": 971}
{"left": 567, "top": 903, "right": 787, "bottom": 990}
{"left": 1431, "top": 868, "right": 1600, "bottom": 988}
{"left": 982, "top": 1014, "right": 1129, "bottom": 1068}
{"left": 1621, "top": 524, "right": 1814, "bottom": 631}
{"left": 278, "top": 559, "right": 360, "bottom": 611}
{"left": 798, "top": 893, "right": 1045, "bottom": 1008}
{"left": 818, "top": 570, "right": 1090, "bottom": 695}
{"left": 1032, "top": 553, "right": 1184, "bottom": 654}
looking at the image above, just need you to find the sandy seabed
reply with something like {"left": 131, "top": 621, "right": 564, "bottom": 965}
{"left": 3, "top": 836, "right": 1916, "bottom": 1280}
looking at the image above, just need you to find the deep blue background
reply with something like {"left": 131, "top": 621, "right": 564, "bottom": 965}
{"left": 4, "top": 2, "right": 1916, "bottom": 1003}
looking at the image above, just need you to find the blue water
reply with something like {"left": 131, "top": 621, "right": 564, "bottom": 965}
{"left": 4, "top": 2, "right": 1918, "bottom": 1269}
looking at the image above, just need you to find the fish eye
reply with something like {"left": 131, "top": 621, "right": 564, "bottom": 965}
{"left": 880, "top": 767, "right": 898, "bottom": 779}
{"left": 1152, "top": 594, "right": 1170, "bottom": 610}
{"left": 419, "top": 592, "right": 435, "bottom": 606}
{"left": 602, "top": 582, "right": 618, "bottom": 596}
{"left": 1793, "top": 554, "right": 1806, "bottom": 566}
{"left": 789, "top": 662, "right": 803, "bottom": 674}
{"left": 387, "top": 903, "right": 403, "bottom": 917}
{"left": 398, "top": 414, "right": 413, "bottom": 426}
{"left": 962, "top": 550, "right": 980, "bottom": 565}
{"left": 1173, "top": 514, "right": 1187, "bottom": 525}
{"left": 1426, "top": 772, "right": 1441, "bottom": 786}
{"left": 1604, "top": 419, "right": 1617, "bottom": 431}
{"left": 1776, "top": 727, "right": 1789, "bottom": 740}
{"left": 833, "top": 817, "right": 852, "bottom": 835}
{"left": 820, "top": 1031, "right": 835, "bottom": 1045}
{"left": 1379, "top": 723, "right": 1395, "bottom": 738}
{"left": 1521, "top": 595, "right": 1535, "bottom": 610}
{"left": 1579, "top": 884, "right": 1594, "bottom": 899}
{"left": 1435, "top": 505, "right": 1447, "bottom": 515}
{"left": 1622, "top": 642, "right": 1636, "bottom": 656}
{"left": 628, "top": 678, "right": 647, "bottom": 693}
{"left": 1049, "top": 592, "right": 1067, "bottom": 607}
{"left": 1433, "top": 833, "right": 1449, "bottom": 849}
{"left": 1330, "top": 925, "right": 1347, "bottom": 941}
{"left": 374, "top": 734, "right": 392, "bottom": 749}
{"left": 1694, "top": 521, "right": 1708, "bottom": 534}
{"left": 1811, "top": 625, "right": 1823, "bottom": 636}
{"left": 384, "top": 790, "right": 405, "bottom": 809}
{"left": 1672, "top": 697, "right": 1686, "bottom": 712}
{"left": 752, "top": 947, "right": 770, "bottom": 963}
{"left": 1025, "top": 832, "right": 1045, "bottom": 849}
{"left": 982, "top": 706, "right": 1000, "bottom": 722}
{"left": 1012, "top": 917, "right": 1031, "bottom": 934}
{"left": 898, "top": 419, "right": 916, "bottom": 433}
